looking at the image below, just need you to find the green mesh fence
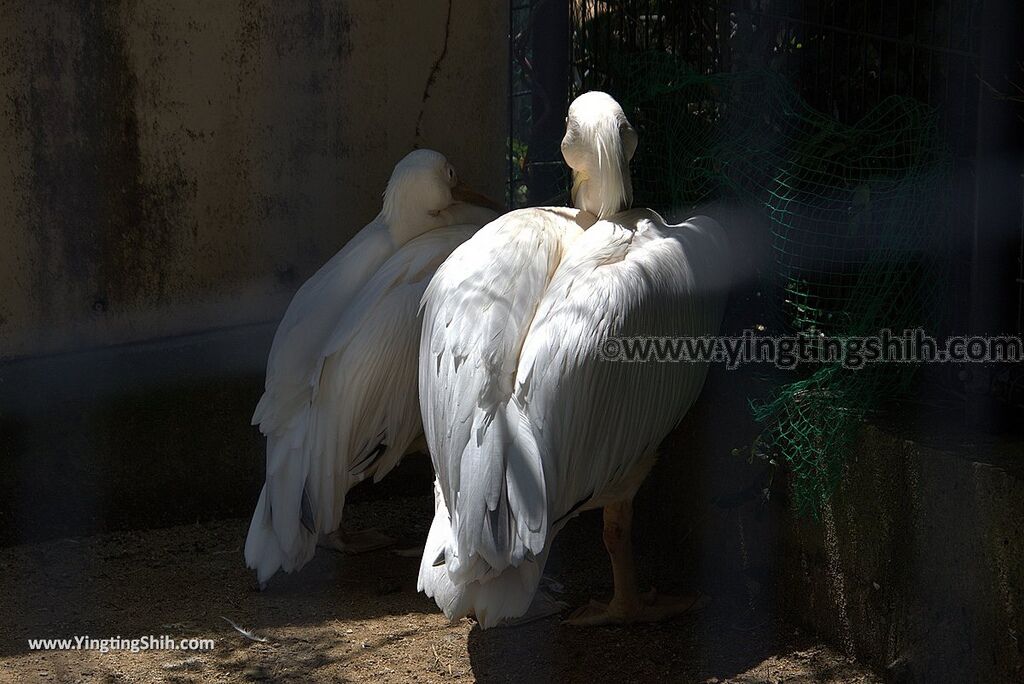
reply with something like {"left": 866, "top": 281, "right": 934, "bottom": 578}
{"left": 612, "top": 54, "right": 952, "bottom": 516}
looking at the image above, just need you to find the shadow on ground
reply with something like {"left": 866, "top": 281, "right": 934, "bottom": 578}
{"left": 0, "top": 494, "right": 876, "bottom": 683}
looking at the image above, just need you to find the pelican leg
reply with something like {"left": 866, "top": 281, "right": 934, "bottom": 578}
{"left": 603, "top": 498, "right": 641, "bottom": 615}
{"left": 566, "top": 499, "right": 709, "bottom": 626}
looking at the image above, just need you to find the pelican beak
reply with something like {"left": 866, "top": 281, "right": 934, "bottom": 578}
{"left": 451, "top": 182, "right": 505, "bottom": 212}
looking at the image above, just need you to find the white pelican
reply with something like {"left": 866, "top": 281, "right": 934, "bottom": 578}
{"left": 245, "top": 149, "right": 499, "bottom": 586}
{"left": 418, "top": 93, "right": 730, "bottom": 627}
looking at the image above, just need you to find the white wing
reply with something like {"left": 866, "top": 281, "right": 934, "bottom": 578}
{"left": 419, "top": 207, "right": 586, "bottom": 578}
{"left": 516, "top": 210, "right": 731, "bottom": 527}
{"left": 252, "top": 222, "right": 396, "bottom": 437}
{"left": 419, "top": 209, "right": 729, "bottom": 626}
{"left": 245, "top": 221, "right": 396, "bottom": 583}
{"left": 302, "top": 225, "right": 481, "bottom": 536}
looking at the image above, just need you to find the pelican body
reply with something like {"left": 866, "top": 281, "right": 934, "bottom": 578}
{"left": 245, "top": 149, "right": 499, "bottom": 585}
{"left": 418, "top": 94, "right": 730, "bottom": 627}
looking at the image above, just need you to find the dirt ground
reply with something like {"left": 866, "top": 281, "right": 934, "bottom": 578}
{"left": 0, "top": 495, "right": 878, "bottom": 683}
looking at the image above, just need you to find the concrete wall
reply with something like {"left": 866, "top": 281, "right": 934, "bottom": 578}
{"left": 0, "top": 0, "right": 507, "bottom": 360}
{"left": 641, "top": 382, "right": 1024, "bottom": 684}
{"left": 776, "top": 426, "right": 1024, "bottom": 683}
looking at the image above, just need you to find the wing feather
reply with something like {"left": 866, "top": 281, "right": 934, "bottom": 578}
{"left": 303, "top": 226, "right": 480, "bottom": 533}
{"left": 517, "top": 210, "right": 730, "bottom": 524}
{"left": 245, "top": 221, "right": 397, "bottom": 583}
{"left": 253, "top": 222, "right": 396, "bottom": 439}
{"left": 419, "top": 208, "right": 584, "bottom": 577}
{"left": 418, "top": 208, "right": 730, "bottom": 626}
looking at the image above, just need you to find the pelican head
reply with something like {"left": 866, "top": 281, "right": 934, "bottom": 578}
{"left": 381, "top": 149, "right": 501, "bottom": 242}
{"left": 381, "top": 149, "right": 459, "bottom": 223}
{"left": 561, "top": 91, "right": 638, "bottom": 219}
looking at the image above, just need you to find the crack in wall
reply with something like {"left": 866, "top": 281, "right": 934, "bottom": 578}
{"left": 414, "top": 0, "right": 453, "bottom": 142}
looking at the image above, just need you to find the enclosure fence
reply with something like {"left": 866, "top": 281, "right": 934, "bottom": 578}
{"left": 508, "top": 0, "right": 1022, "bottom": 514}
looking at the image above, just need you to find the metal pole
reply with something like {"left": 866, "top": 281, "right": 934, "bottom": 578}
{"left": 966, "top": 0, "right": 1024, "bottom": 427}
{"left": 527, "top": 0, "right": 571, "bottom": 207}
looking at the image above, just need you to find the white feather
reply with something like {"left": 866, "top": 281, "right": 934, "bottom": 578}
{"left": 418, "top": 206, "right": 729, "bottom": 626}
{"left": 302, "top": 226, "right": 480, "bottom": 541}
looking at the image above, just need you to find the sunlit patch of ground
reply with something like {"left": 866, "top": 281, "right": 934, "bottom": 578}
{"left": 0, "top": 497, "right": 878, "bottom": 682}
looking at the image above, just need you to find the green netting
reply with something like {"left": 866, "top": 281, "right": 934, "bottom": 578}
{"left": 610, "top": 54, "right": 952, "bottom": 516}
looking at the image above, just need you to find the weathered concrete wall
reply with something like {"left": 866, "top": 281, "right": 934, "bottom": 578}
{"left": 0, "top": 0, "right": 507, "bottom": 360}
{"left": 775, "top": 426, "right": 1024, "bottom": 683}
{"left": 645, "top": 391, "right": 1024, "bottom": 683}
